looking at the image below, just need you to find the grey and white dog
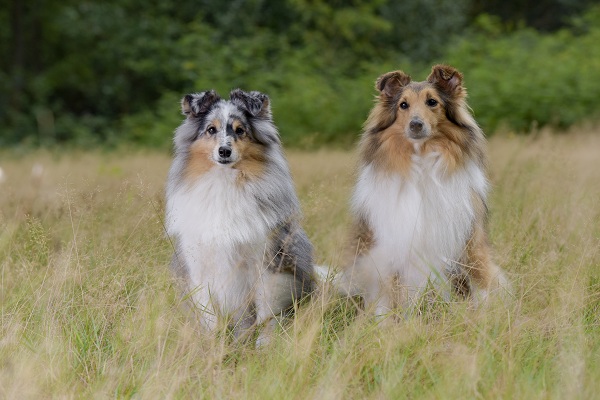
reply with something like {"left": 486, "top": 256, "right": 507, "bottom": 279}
{"left": 165, "top": 89, "right": 314, "bottom": 345}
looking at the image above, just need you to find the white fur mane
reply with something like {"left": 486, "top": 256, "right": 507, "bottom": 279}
{"left": 351, "top": 151, "right": 488, "bottom": 293}
{"left": 166, "top": 167, "right": 274, "bottom": 246}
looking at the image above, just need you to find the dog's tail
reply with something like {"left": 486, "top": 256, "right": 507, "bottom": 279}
{"left": 312, "top": 265, "right": 361, "bottom": 297}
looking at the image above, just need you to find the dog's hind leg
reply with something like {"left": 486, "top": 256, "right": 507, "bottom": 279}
{"left": 461, "top": 192, "right": 512, "bottom": 305}
{"left": 447, "top": 261, "right": 472, "bottom": 299}
{"left": 464, "top": 225, "right": 511, "bottom": 305}
{"left": 253, "top": 272, "right": 299, "bottom": 347}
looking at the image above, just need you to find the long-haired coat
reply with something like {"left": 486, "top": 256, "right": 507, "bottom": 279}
{"left": 165, "top": 89, "right": 314, "bottom": 343}
{"left": 341, "top": 65, "right": 508, "bottom": 317}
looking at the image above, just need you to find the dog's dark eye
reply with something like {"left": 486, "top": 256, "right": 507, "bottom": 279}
{"left": 400, "top": 102, "right": 409, "bottom": 110}
{"left": 426, "top": 98, "right": 438, "bottom": 107}
{"left": 207, "top": 126, "right": 216, "bottom": 135}
{"left": 235, "top": 127, "right": 245, "bottom": 135}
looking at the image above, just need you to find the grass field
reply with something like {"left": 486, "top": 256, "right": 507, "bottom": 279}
{"left": 1, "top": 129, "right": 599, "bottom": 398}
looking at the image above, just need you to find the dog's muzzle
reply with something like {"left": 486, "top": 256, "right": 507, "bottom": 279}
{"left": 408, "top": 118, "right": 428, "bottom": 140}
{"left": 217, "top": 146, "right": 233, "bottom": 164}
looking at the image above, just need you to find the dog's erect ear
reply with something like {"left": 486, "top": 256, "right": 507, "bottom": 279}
{"left": 181, "top": 90, "right": 221, "bottom": 117}
{"left": 230, "top": 89, "right": 271, "bottom": 119}
{"left": 427, "top": 65, "right": 464, "bottom": 97}
{"left": 375, "top": 71, "right": 411, "bottom": 98}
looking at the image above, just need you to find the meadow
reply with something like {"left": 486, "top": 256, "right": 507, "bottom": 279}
{"left": 1, "top": 128, "right": 599, "bottom": 398}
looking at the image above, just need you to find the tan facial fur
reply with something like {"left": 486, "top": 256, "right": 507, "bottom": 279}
{"left": 233, "top": 139, "right": 267, "bottom": 184}
{"left": 184, "top": 117, "right": 268, "bottom": 184}
{"left": 391, "top": 85, "right": 476, "bottom": 176}
{"left": 185, "top": 134, "right": 218, "bottom": 182}
{"left": 397, "top": 87, "right": 444, "bottom": 139}
{"left": 362, "top": 65, "right": 487, "bottom": 177}
{"left": 461, "top": 190, "right": 501, "bottom": 292}
{"left": 364, "top": 121, "right": 414, "bottom": 177}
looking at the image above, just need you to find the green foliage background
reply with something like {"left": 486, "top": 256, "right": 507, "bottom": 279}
{"left": 1, "top": 0, "right": 599, "bottom": 148}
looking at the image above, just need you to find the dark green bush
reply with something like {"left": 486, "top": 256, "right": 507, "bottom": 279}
{"left": 444, "top": 9, "right": 600, "bottom": 133}
{"left": 1, "top": 2, "right": 599, "bottom": 148}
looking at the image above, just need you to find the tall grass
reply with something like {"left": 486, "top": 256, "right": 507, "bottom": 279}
{"left": 1, "top": 128, "right": 599, "bottom": 398}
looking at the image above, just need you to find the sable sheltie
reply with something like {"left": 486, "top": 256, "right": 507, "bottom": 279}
{"left": 165, "top": 89, "right": 314, "bottom": 344}
{"left": 340, "top": 65, "right": 509, "bottom": 317}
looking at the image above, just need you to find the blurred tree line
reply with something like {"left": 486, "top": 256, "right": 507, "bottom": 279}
{"left": 1, "top": 0, "right": 599, "bottom": 147}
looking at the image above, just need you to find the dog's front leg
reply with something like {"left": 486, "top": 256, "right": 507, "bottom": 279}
{"left": 190, "top": 285, "right": 220, "bottom": 332}
{"left": 231, "top": 310, "right": 257, "bottom": 344}
{"left": 363, "top": 285, "right": 394, "bottom": 323}
{"left": 253, "top": 272, "right": 298, "bottom": 347}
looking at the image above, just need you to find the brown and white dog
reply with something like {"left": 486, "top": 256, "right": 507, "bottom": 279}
{"left": 339, "top": 65, "right": 509, "bottom": 317}
{"left": 165, "top": 89, "right": 314, "bottom": 344}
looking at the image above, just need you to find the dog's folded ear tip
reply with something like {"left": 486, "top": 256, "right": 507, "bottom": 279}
{"left": 229, "top": 89, "right": 271, "bottom": 118}
{"left": 428, "top": 65, "right": 464, "bottom": 95}
{"left": 375, "top": 70, "right": 411, "bottom": 97}
{"left": 429, "top": 64, "right": 460, "bottom": 79}
{"left": 249, "top": 90, "right": 269, "bottom": 100}
{"left": 229, "top": 89, "right": 269, "bottom": 103}
{"left": 181, "top": 91, "right": 221, "bottom": 117}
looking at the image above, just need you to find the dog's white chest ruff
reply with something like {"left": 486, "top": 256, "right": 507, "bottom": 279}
{"left": 352, "top": 155, "right": 488, "bottom": 284}
{"left": 167, "top": 168, "right": 273, "bottom": 246}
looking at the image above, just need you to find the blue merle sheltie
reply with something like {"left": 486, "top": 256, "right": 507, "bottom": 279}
{"left": 337, "top": 65, "right": 510, "bottom": 317}
{"left": 165, "top": 89, "right": 314, "bottom": 344}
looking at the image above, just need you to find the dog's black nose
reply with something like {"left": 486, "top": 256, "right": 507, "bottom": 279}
{"left": 218, "top": 146, "right": 232, "bottom": 158}
{"left": 409, "top": 119, "right": 423, "bottom": 132}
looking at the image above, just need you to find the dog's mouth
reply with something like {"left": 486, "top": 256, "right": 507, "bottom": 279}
{"left": 408, "top": 131, "right": 429, "bottom": 140}
{"left": 215, "top": 158, "right": 234, "bottom": 165}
